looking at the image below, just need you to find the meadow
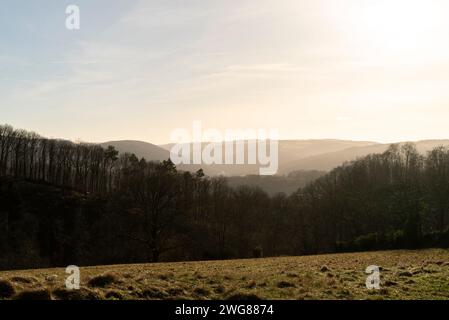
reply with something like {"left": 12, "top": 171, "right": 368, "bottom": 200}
{"left": 0, "top": 249, "right": 448, "bottom": 300}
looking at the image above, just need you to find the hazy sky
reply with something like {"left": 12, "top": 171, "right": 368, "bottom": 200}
{"left": 2, "top": 0, "right": 449, "bottom": 144}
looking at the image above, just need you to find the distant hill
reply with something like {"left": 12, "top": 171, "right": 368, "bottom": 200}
{"left": 280, "top": 140, "right": 449, "bottom": 173}
{"left": 101, "top": 139, "right": 449, "bottom": 176}
{"left": 160, "top": 139, "right": 376, "bottom": 161}
{"left": 100, "top": 140, "right": 170, "bottom": 162}
{"left": 160, "top": 140, "right": 377, "bottom": 176}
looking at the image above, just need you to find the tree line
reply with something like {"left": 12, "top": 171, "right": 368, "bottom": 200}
{"left": 0, "top": 124, "right": 122, "bottom": 194}
{"left": 0, "top": 124, "right": 448, "bottom": 270}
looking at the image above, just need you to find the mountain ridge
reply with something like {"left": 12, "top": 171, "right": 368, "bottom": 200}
{"left": 101, "top": 139, "right": 449, "bottom": 176}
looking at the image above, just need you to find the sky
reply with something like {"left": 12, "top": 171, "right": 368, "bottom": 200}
{"left": 1, "top": 0, "right": 449, "bottom": 144}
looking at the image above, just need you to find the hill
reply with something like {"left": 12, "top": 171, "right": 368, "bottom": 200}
{"left": 105, "top": 139, "right": 449, "bottom": 176}
{"left": 100, "top": 140, "right": 170, "bottom": 162}
{"left": 0, "top": 249, "right": 448, "bottom": 300}
{"left": 280, "top": 140, "right": 449, "bottom": 174}
{"left": 112, "top": 139, "right": 378, "bottom": 176}
{"left": 160, "top": 139, "right": 377, "bottom": 165}
{"left": 2, "top": 124, "right": 449, "bottom": 272}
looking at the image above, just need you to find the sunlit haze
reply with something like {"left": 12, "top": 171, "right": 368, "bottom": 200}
{"left": 1, "top": 0, "right": 449, "bottom": 144}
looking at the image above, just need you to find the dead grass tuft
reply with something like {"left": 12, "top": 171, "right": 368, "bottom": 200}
{"left": 14, "top": 288, "right": 51, "bottom": 300}
{"left": 88, "top": 273, "right": 118, "bottom": 288}
{"left": 105, "top": 290, "right": 124, "bottom": 300}
{"left": 52, "top": 287, "right": 102, "bottom": 300}
{"left": 166, "top": 287, "right": 186, "bottom": 297}
{"left": 193, "top": 287, "right": 210, "bottom": 297}
{"left": 140, "top": 287, "right": 168, "bottom": 299}
{"left": 398, "top": 271, "right": 413, "bottom": 277}
{"left": 10, "top": 276, "right": 38, "bottom": 284}
{"left": 214, "top": 285, "right": 225, "bottom": 294}
{"left": 277, "top": 281, "right": 296, "bottom": 288}
{"left": 227, "top": 293, "right": 262, "bottom": 300}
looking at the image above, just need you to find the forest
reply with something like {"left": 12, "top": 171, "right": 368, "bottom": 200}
{"left": 0, "top": 124, "right": 448, "bottom": 270}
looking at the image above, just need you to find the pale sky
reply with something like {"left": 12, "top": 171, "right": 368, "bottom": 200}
{"left": 1, "top": 0, "right": 449, "bottom": 144}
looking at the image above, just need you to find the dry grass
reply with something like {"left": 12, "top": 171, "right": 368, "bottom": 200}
{"left": 0, "top": 249, "right": 448, "bottom": 300}
{"left": 88, "top": 273, "right": 118, "bottom": 288}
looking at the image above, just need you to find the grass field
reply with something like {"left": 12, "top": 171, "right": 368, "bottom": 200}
{"left": 0, "top": 249, "right": 448, "bottom": 300}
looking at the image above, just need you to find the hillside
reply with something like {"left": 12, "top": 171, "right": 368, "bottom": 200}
{"left": 160, "top": 139, "right": 377, "bottom": 165}
{"left": 281, "top": 140, "right": 449, "bottom": 173}
{"left": 0, "top": 249, "right": 448, "bottom": 300}
{"left": 100, "top": 140, "right": 170, "bottom": 162}
{"left": 104, "top": 139, "right": 449, "bottom": 176}
{"left": 110, "top": 139, "right": 378, "bottom": 176}
{"left": 227, "top": 170, "right": 325, "bottom": 196}
{"left": 2, "top": 125, "right": 449, "bottom": 273}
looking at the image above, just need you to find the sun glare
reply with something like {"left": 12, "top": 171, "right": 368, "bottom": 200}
{"left": 332, "top": 0, "right": 449, "bottom": 61}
